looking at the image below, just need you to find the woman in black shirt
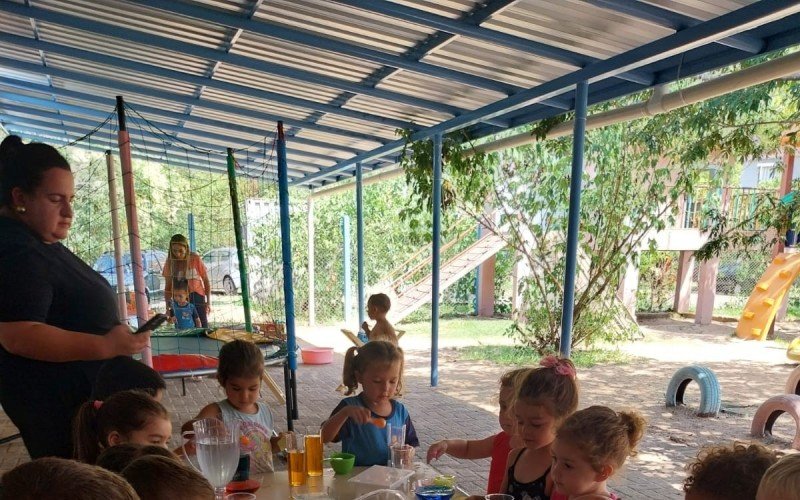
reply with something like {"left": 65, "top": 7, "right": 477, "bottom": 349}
{"left": 0, "top": 135, "right": 151, "bottom": 458}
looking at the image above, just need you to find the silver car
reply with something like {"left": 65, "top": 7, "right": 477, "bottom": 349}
{"left": 201, "top": 247, "right": 272, "bottom": 298}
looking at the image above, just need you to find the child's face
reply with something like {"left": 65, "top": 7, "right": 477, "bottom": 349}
{"left": 111, "top": 416, "right": 172, "bottom": 449}
{"left": 551, "top": 437, "right": 607, "bottom": 497}
{"left": 170, "top": 243, "right": 188, "bottom": 259}
{"left": 498, "top": 385, "right": 515, "bottom": 434}
{"left": 513, "top": 400, "right": 557, "bottom": 451}
{"left": 173, "top": 290, "right": 189, "bottom": 305}
{"left": 366, "top": 303, "right": 379, "bottom": 320}
{"left": 356, "top": 360, "right": 401, "bottom": 405}
{"left": 223, "top": 376, "right": 261, "bottom": 412}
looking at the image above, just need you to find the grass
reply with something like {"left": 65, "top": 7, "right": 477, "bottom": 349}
{"left": 398, "top": 316, "right": 513, "bottom": 344}
{"left": 457, "top": 345, "right": 638, "bottom": 368}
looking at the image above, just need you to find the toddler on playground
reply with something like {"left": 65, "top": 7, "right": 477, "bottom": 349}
{"left": 182, "top": 339, "right": 279, "bottom": 473}
{"left": 496, "top": 356, "right": 579, "bottom": 500}
{"left": 73, "top": 389, "right": 172, "bottom": 464}
{"left": 550, "top": 405, "right": 646, "bottom": 499}
{"left": 361, "top": 293, "right": 398, "bottom": 345}
{"left": 427, "top": 367, "right": 527, "bottom": 494}
{"left": 683, "top": 442, "right": 777, "bottom": 500}
{"left": 322, "top": 340, "right": 419, "bottom": 466}
{"left": 169, "top": 280, "right": 201, "bottom": 330}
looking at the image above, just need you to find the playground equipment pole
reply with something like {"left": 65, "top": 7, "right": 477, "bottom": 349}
{"left": 277, "top": 121, "right": 299, "bottom": 425}
{"left": 116, "top": 95, "right": 152, "bottom": 367}
{"left": 431, "top": 133, "right": 443, "bottom": 387}
{"left": 356, "top": 162, "right": 366, "bottom": 327}
{"left": 225, "top": 148, "right": 253, "bottom": 333}
{"left": 105, "top": 150, "right": 128, "bottom": 322}
{"left": 559, "top": 81, "right": 588, "bottom": 359}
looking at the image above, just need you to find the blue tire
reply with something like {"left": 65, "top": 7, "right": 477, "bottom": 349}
{"left": 665, "top": 365, "right": 721, "bottom": 417}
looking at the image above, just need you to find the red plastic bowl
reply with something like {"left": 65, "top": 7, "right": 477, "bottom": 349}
{"left": 301, "top": 347, "right": 334, "bottom": 365}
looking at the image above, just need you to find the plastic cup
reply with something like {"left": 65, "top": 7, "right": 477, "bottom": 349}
{"left": 286, "top": 432, "right": 306, "bottom": 487}
{"left": 305, "top": 427, "right": 323, "bottom": 477}
{"left": 390, "top": 444, "right": 414, "bottom": 469}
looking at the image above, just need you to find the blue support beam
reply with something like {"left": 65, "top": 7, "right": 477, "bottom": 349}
{"left": 0, "top": 77, "right": 367, "bottom": 157}
{"left": 559, "top": 81, "right": 588, "bottom": 359}
{"left": 328, "top": 0, "right": 653, "bottom": 86}
{"left": 128, "top": 0, "right": 519, "bottom": 96}
{"left": 294, "top": 0, "right": 800, "bottom": 186}
{"left": 0, "top": 33, "right": 414, "bottom": 132}
{"left": 0, "top": 2, "right": 462, "bottom": 118}
{"left": 431, "top": 132, "right": 442, "bottom": 387}
{"left": 588, "top": 0, "right": 764, "bottom": 53}
{"left": 0, "top": 56, "right": 388, "bottom": 145}
{"left": 356, "top": 162, "right": 366, "bottom": 327}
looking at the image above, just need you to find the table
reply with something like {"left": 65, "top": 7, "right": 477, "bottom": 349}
{"left": 250, "top": 463, "right": 468, "bottom": 499}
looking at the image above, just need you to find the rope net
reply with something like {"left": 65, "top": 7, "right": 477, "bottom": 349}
{"left": 62, "top": 103, "right": 289, "bottom": 376}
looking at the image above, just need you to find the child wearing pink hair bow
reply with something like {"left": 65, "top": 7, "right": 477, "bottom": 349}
{"left": 498, "top": 356, "right": 579, "bottom": 500}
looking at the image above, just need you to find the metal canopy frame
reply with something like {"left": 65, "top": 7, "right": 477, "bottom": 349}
{"left": 0, "top": 0, "right": 798, "bottom": 188}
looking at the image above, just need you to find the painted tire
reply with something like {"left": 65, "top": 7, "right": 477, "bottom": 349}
{"left": 750, "top": 394, "right": 800, "bottom": 450}
{"left": 665, "top": 365, "right": 721, "bottom": 417}
{"left": 786, "top": 366, "right": 800, "bottom": 396}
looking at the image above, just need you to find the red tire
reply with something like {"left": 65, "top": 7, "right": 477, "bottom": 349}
{"left": 750, "top": 394, "right": 800, "bottom": 450}
{"left": 786, "top": 366, "right": 800, "bottom": 396}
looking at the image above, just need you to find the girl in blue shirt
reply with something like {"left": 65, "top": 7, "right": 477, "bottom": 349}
{"left": 322, "top": 341, "right": 418, "bottom": 466}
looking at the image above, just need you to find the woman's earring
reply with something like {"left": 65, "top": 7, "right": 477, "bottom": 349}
{"left": 14, "top": 206, "right": 26, "bottom": 213}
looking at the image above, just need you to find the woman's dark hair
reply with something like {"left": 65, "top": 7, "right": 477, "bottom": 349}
{"left": 73, "top": 389, "right": 169, "bottom": 464}
{"left": 0, "top": 135, "right": 70, "bottom": 207}
{"left": 217, "top": 339, "right": 264, "bottom": 385}
{"left": 91, "top": 356, "right": 167, "bottom": 401}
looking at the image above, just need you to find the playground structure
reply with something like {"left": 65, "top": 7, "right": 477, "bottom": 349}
{"left": 736, "top": 253, "right": 800, "bottom": 341}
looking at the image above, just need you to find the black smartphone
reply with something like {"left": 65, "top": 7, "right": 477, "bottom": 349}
{"left": 134, "top": 313, "right": 168, "bottom": 334}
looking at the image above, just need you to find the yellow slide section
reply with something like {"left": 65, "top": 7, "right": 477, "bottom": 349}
{"left": 736, "top": 252, "right": 800, "bottom": 340}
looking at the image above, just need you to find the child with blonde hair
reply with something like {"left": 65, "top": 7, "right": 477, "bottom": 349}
{"left": 683, "top": 442, "right": 777, "bottom": 500}
{"left": 500, "top": 355, "right": 579, "bottom": 499}
{"left": 756, "top": 453, "right": 800, "bottom": 500}
{"left": 322, "top": 340, "right": 419, "bottom": 466}
{"left": 551, "top": 405, "right": 646, "bottom": 499}
{"left": 73, "top": 390, "right": 172, "bottom": 464}
{"left": 122, "top": 455, "right": 214, "bottom": 500}
{"left": 427, "top": 368, "right": 527, "bottom": 494}
{"left": 183, "top": 339, "right": 278, "bottom": 473}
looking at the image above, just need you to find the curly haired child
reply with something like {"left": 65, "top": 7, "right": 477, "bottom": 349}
{"left": 427, "top": 368, "right": 527, "bottom": 494}
{"left": 683, "top": 442, "right": 778, "bottom": 500}
{"left": 499, "top": 355, "right": 579, "bottom": 500}
{"left": 551, "top": 405, "right": 646, "bottom": 499}
{"left": 756, "top": 452, "right": 800, "bottom": 500}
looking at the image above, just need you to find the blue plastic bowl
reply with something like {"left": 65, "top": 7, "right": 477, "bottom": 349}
{"left": 414, "top": 485, "right": 454, "bottom": 500}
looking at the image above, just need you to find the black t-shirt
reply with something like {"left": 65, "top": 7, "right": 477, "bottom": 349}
{"left": 0, "top": 216, "right": 120, "bottom": 389}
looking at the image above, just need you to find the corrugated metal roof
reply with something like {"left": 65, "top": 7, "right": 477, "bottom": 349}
{"left": 0, "top": 0, "right": 798, "bottom": 189}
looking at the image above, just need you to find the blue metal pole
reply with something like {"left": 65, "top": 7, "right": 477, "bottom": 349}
{"left": 187, "top": 213, "right": 196, "bottom": 252}
{"left": 342, "top": 215, "right": 351, "bottom": 324}
{"left": 559, "top": 81, "right": 589, "bottom": 359}
{"left": 276, "top": 122, "right": 297, "bottom": 371}
{"left": 431, "top": 133, "right": 443, "bottom": 387}
{"left": 356, "top": 162, "right": 366, "bottom": 326}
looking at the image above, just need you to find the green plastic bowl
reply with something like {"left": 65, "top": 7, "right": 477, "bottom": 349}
{"left": 329, "top": 452, "right": 355, "bottom": 475}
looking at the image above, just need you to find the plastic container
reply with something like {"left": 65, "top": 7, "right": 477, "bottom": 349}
{"left": 301, "top": 347, "right": 334, "bottom": 364}
{"left": 348, "top": 465, "right": 414, "bottom": 490}
{"left": 329, "top": 452, "right": 355, "bottom": 475}
{"left": 414, "top": 484, "right": 454, "bottom": 500}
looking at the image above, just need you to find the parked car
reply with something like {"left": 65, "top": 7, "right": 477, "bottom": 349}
{"left": 201, "top": 247, "right": 273, "bottom": 298}
{"left": 93, "top": 249, "right": 167, "bottom": 302}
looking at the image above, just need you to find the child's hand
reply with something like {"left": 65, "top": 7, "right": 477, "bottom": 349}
{"left": 427, "top": 440, "right": 448, "bottom": 463}
{"left": 346, "top": 406, "right": 373, "bottom": 425}
{"left": 168, "top": 316, "right": 176, "bottom": 324}
{"left": 361, "top": 321, "right": 370, "bottom": 333}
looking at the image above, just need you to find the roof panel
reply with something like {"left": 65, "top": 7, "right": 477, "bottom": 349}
{"left": 211, "top": 64, "right": 344, "bottom": 104}
{"left": 376, "top": 71, "right": 505, "bottom": 110}
{"left": 49, "top": 79, "right": 190, "bottom": 113}
{"left": 198, "top": 87, "right": 317, "bottom": 122}
{"left": 0, "top": 10, "right": 34, "bottom": 37}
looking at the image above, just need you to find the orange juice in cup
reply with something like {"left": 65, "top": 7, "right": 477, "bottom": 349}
{"left": 305, "top": 429, "right": 323, "bottom": 477}
{"left": 286, "top": 432, "right": 306, "bottom": 487}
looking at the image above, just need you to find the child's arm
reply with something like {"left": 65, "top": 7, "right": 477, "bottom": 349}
{"left": 426, "top": 435, "right": 495, "bottom": 462}
{"left": 321, "top": 405, "right": 372, "bottom": 443}
{"left": 361, "top": 321, "right": 371, "bottom": 335}
{"left": 175, "top": 403, "right": 222, "bottom": 457}
{"left": 194, "top": 317, "right": 201, "bottom": 327}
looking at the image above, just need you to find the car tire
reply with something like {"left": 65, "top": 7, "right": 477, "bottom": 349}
{"left": 665, "top": 365, "right": 721, "bottom": 417}
{"left": 750, "top": 394, "right": 800, "bottom": 450}
{"left": 223, "top": 276, "right": 237, "bottom": 295}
